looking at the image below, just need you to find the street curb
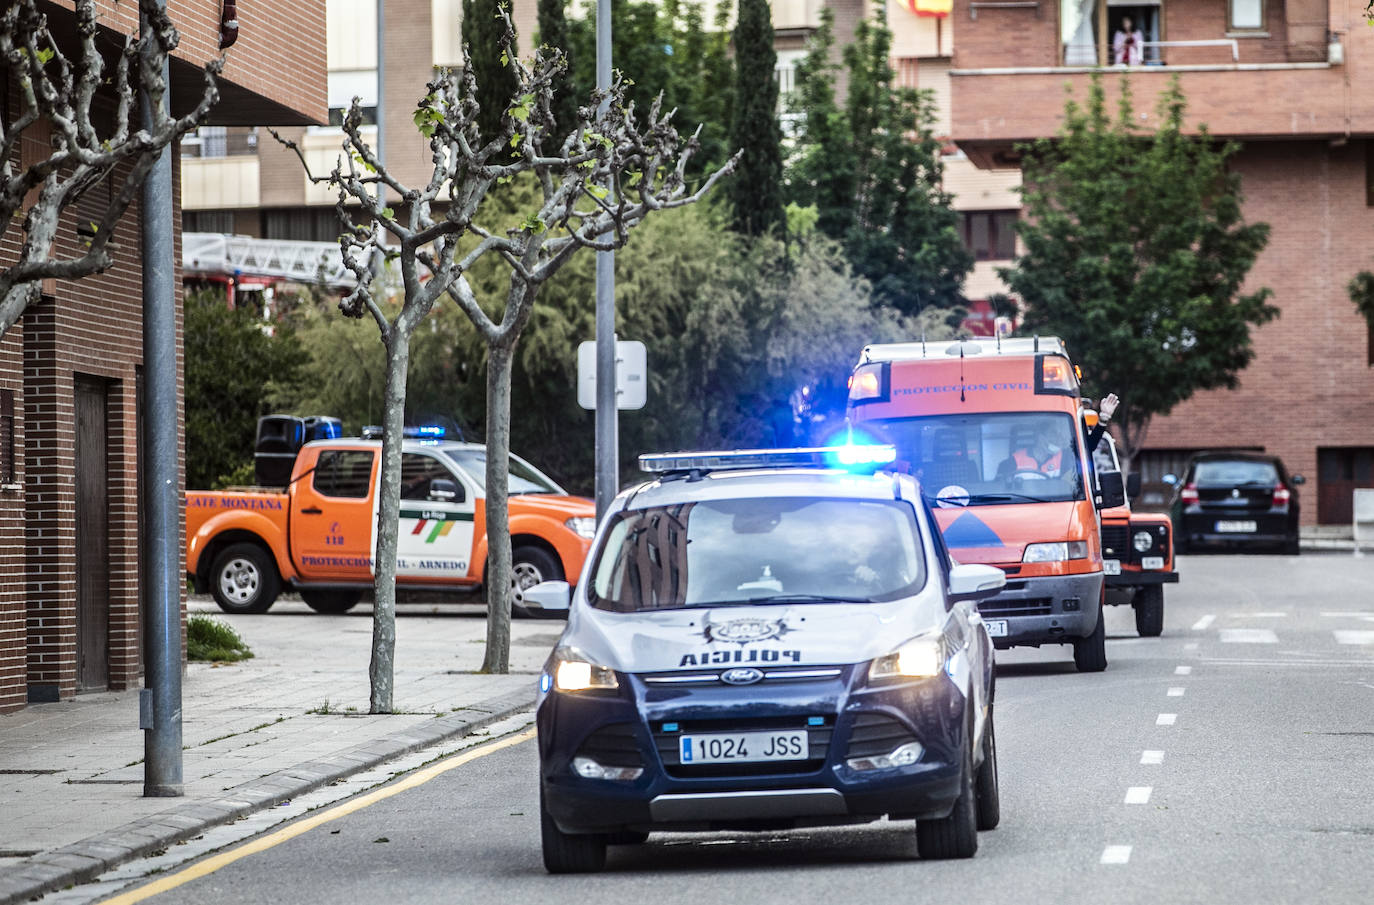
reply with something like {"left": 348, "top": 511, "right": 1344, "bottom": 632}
{"left": 0, "top": 688, "right": 536, "bottom": 905}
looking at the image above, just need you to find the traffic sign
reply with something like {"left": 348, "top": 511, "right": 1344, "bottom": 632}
{"left": 577, "top": 340, "right": 647, "bottom": 410}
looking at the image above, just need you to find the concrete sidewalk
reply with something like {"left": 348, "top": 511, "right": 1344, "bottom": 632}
{"left": 0, "top": 597, "right": 557, "bottom": 905}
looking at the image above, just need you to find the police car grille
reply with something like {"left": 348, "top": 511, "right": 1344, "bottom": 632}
{"left": 1100, "top": 525, "right": 1129, "bottom": 558}
{"left": 978, "top": 597, "right": 1053, "bottom": 617}
{"left": 844, "top": 712, "right": 919, "bottom": 760}
{"left": 654, "top": 716, "right": 833, "bottom": 779}
{"left": 575, "top": 722, "right": 645, "bottom": 768}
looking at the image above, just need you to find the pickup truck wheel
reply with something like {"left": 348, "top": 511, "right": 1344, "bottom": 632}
{"left": 210, "top": 543, "right": 279, "bottom": 614}
{"left": 300, "top": 590, "right": 362, "bottom": 614}
{"left": 1073, "top": 607, "right": 1108, "bottom": 672}
{"left": 510, "top": 546, "right": 565, "bottom": 620}
{"left": 1134, "top": 585, "right": 1164, "bottom": 637}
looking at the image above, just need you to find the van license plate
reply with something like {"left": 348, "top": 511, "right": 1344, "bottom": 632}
{"left": 1103, "top": 559, "right": 1121, "bottom": 576}
{"left": 985, "top": 620, "right": 1008, "bottom": 638}
{"left": 679, "top": 731, "right": 808, "bottom": 764}
{"left": 1216, "top": 520, "right": 1257, "bottom": 533}
{"left": 1141, "top": 556, "right": 1164, "bottom": 570}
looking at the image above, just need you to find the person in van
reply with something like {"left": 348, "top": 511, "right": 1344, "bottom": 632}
{"left": 999, "top": 419, "right": 1067, "bottom": 479}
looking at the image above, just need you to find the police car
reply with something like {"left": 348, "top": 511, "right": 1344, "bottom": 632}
{"left": 522, "top": 447, "right": 1006, "bottom": 873}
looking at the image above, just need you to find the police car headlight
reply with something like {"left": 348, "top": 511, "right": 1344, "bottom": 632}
{"left": 1022, "top": 541, "right": 1088, "bottom": 563}
{"left": 565, "top": 516, "right": 597, "bottom": 539}
{"left": 869, "top": 634, "right": 946, "bottom": 681}
{"left": 1132, "top": 531, "right": 1154, "bottom": 553}
{"left": 553, "top": 651, "right": 619, "bottom": 692}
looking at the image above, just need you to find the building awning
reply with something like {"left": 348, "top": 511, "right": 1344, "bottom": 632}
{"left": 905, "top": 0, "right": 953, "bottom": 17}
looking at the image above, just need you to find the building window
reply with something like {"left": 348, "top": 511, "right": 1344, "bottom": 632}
{"left": 327, "top": 69, "right": 378, "bottom": 126}
{"left": 262, "top": 208, "right": 356, "bottom": 243}
{"left": 0, "top": 390, "right": 13, "bottom": 486}
{"left": 1063, "top": 1, "right": 1162, "bottom": 66}
{"left": 1228, "top": 0, "right": 1264, "bottom": 31}
{"left": 184, "top": 210, "right": 236, "bottom": 234}
{"left": 959, "top": 210, "right": 1018, "bottom": 261}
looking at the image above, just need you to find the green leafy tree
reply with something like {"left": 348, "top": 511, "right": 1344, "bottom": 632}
{"left": 462, "top": 0, "right": 520, "bottom": 142}
{"left": 726, "top": 0, "right": 784, "bottom": 236}
{"left": 789, "top": 9, "right": 970, "bottom": 315}
{"left": 1000, "top": 75, "right": 1276, "bottom": 469}
{"left": 184, "top": 288, "right": 307, "bottom": 489}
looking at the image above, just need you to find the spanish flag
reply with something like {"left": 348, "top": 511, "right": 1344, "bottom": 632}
{"left": 905, "top": 0, "right": 952, "bottom": 16}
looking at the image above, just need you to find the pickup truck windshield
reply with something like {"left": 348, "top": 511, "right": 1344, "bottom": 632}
{"left": 588, "top": 497, "right": 925, "bottom": 613}
{"left": 443, "top": 449, "right": 564, "bottom": 495}
{"left": 872, "top": 412, "right": 1085, "bottom": 506}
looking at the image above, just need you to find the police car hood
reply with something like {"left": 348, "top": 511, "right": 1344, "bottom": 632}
{"left": 562, "top": 597, "right": 945, "bottom": 674}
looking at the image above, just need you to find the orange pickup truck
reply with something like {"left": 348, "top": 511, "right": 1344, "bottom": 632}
{"left": 186, "top": 434, "right": 596, "bottom": 615}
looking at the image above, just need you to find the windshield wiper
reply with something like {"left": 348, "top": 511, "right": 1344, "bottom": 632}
{"left": 958, "top": 492, "right": 1047, "bottom": 504}
{"left": 729, "top": 594, "right": 873, "bottom": 605}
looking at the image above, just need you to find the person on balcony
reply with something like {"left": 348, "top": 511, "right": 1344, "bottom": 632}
{"left": 1113, "top": 16, "right": 1144, "bottom": 65}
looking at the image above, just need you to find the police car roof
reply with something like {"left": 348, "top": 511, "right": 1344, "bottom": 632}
{"left": 861, "top": 336, "right": 1067, "bottom": 363}
{"left": 625, "top": 468, "right": 910, "bottom": 510}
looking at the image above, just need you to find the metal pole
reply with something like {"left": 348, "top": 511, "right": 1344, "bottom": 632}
{"left": 140, "top": 0, "right": 183, "bottom": 797}
{"left": 375, "top": 0, "right": 385, "bottom": 167}
{"left": 593, "top": 0, "right": 617, "bottom": 522}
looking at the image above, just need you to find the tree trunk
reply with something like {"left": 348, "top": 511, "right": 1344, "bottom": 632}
{"left": 369, "top": 328, "right": 410, "bottom": 713}
{"left": 481, "top": 340, "right": 515, "bottom": 674}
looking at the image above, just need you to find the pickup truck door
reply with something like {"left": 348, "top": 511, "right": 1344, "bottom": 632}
{"left": 393, "top": 451, "right": 478, "bottom": 582}
{"left": 290, "top": 448, "right": 378, "bottom": 583}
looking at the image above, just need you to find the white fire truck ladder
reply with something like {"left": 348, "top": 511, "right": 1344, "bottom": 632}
{"left": 182, "top": 232, "right": 358, "bottom": 289}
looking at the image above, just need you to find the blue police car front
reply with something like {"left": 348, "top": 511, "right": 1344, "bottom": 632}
{"left": 532, "top": 448, "right": 1004, "bottom": 873}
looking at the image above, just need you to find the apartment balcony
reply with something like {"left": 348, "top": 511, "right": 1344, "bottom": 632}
{"left": 948, "top": 0, "right": 1363, "bottom": 167}
{"left": 770, "top": 0, "right": 825, "bottom": 35}
{"left": 182, "top": 155, "right": 261, "bottom": 210}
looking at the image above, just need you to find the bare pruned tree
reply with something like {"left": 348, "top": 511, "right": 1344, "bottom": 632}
{"left": 0, "top": 0, "right": 221, "bottom": 336}
{"left": 273, "top": 11, "right": 736, "bottom": 711}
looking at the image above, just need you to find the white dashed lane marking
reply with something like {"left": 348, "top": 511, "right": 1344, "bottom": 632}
{"left": 1101, "top": 845, "right": 1133, "bottom": 865}
{"left": 1141, "top": 750, "right": 1165, "bottom": 765}
{"left": 1192, "top": 615, "right": 1216, "bottom": 631}
{"left": 1230, "top": 611, "right": 1287, "bottom": 618}
{"left": 1167, "top": 687, "right": 1185, "bottom": 697}
{"left": 1175, "top": 665, "right": 1192, "bottom": 676}
{"left": 1157, "top": 713, "right": 1177, "bottom": 726}
{"left": 1219, "top": 628, "right": 1278, "bottom": 644}
{"left": 1334, "top": 630, "right": 1374, "bottom": 645}
{"left": 1125, "top": 786, "right": 1153, "bottom": 804}
{"left": 1184, "top": 642, "right": 1199, "bottom": 651}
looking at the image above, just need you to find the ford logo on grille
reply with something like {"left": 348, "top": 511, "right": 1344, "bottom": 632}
{"left": 720, "top": 667, "right": 764, "bottom": 685}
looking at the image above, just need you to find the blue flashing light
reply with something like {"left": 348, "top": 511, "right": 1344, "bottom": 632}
{"left": 539, "top": 673, "right": 552, "bottom": 693}
{"left": 807, "top": 716, "right": 825, "bottom": 726}
{"left": 662, "top": 722, "right": 679, "bottom": 732}
{"left": 404, "top": 424, "right": 447, "bottom": 439}
{"left": 830, "top": 444, "right": 897, "bottom": 467}
{"left": 639, "top": 445, "right": 897, "bottom": 474}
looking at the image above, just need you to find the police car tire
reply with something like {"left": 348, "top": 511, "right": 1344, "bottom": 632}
{"left": 1134, "top": 585, "right": 1164, "bottom": 637}
{"left": 1073, "top": 608, "right": 1108, "bottom": 672}
{"left": 540, "top": 788, "right": 607, "bottom": 873}
{"left": 974, "top": 706, "right": 1000, "bottom": 831}
{"left": 916, "top": 733, "right": 979, "bottom": 859}
{"left": 210, "top": 543, "right": 279, "bottom": 615}
{"left": 300, "top": 589, "right": 362, "bottom": 614}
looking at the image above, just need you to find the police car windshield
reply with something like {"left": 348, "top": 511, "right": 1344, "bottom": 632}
{"left": 443, "top": 450, "right": 564, "bottom": 495}
{"left": 588, "top": 497, "right": 926, "bottom": 613}
{"left": 869, "top": 412, "right": 1085, "bottom": 506}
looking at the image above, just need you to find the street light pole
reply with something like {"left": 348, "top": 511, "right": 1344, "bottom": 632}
{"left": 593, "top": 0, "right": 617, "bottom": 522}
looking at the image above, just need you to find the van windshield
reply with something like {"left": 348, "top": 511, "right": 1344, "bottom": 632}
{"left": 588, "top": 498, "right": 926, "bottom": 612}
{"left": 870, "top": 412, "right": 1085, "bottom": 506}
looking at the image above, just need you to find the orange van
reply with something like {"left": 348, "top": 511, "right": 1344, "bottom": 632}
{"left": 847, "top": 337, "right": 1116, "bottom": 672}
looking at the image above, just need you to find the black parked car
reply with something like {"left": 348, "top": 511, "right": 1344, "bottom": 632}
{"left": 1166, "top": 452, "right": 1304, "bottom": 555}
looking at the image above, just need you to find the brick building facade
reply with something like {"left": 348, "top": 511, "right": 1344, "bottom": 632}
{"left": 0, "top": 1, "right": 326, "bottom": 714}
{"left": 948, "top": 0, "right": 1374, "bottom": 524}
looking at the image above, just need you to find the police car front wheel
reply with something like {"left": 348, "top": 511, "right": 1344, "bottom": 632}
{"left": 540, "top": 787, "right": 608, "bottom": 873}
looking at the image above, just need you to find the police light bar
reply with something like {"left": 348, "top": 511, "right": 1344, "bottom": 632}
{"left": 639, "top": 445, "right": 897, "bottom": 474}
{"left": 359, "top": 424, "right": 448, "bottom": 440}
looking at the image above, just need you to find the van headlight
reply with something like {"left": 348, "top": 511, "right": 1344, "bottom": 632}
{"left": 869, "top": 634, "right": 946, "bottom": 681}
{"left": 565, "top": 516, "right": 597, "bottom": 539}
{"left": 1022, "top": 541, "right": 1088, "bottom": 563}
{"left": 552, "top": 650, "right": 619, "bottom": 692}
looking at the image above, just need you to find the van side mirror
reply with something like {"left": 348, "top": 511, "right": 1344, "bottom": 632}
{"left": 1291, "top": 474, "right": 1306, "bottom": 486}
{"left": 1097, "top": 471, "right": 1126, "bottom": 509}
{"left": 1126, "top": 473, "right": 1141, "bottom": 498}
{"left": 948, "top": 563, "right": 1006, "bottom": 603}
{"left": 521, "top": 580, "right": 571, "bottom": 612}
{"left": 429, "top": 478, "right": 462, "bottom": 503}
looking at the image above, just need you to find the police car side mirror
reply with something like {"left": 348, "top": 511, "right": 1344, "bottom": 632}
{"left": 948, "top": 564, "right": 1006, "bottom": 602}
{"left": 1097, "top": 472, "right": 1126, "bottom": 509}
{"left": 429, "top": 478, "right": 461, "bottom": 503}
{"left": 522, "top": 580, "right": 571, "bottom": 612}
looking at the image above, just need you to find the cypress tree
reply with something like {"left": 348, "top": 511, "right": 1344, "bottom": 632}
{"left": 726, "top": 0, "right": 784, "bottom": 236}
{"left": 462, "top": 0, "right": 521, "bottom": 144}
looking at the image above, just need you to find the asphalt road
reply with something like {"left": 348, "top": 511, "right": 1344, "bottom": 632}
{"left": 90, "top": 553, "right": 1374, "bottom": 903}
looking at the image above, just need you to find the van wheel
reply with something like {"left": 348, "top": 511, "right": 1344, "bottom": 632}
{"left": 510, "top": 546, "right": 564, "bottom": 619}
{"left": 974, "top": 705, "right": 1000, "bottom": 831}
{"left": 300, "top": 590, "right": 362, "bottom": 614}
{"left": 1134, "top": 585, "right": 1164, "bottom": 637}
{"left": 541, "top": 788, "right": 606, "bottom": 873}
{"left": 916, "top": 732, "right": 979, "bottom": 859}
{"left": 1073, "top": 607, "right": 1108, "bottom": 672}
{"left": 210, "top": 543, "right": 279, "bottom": 614}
